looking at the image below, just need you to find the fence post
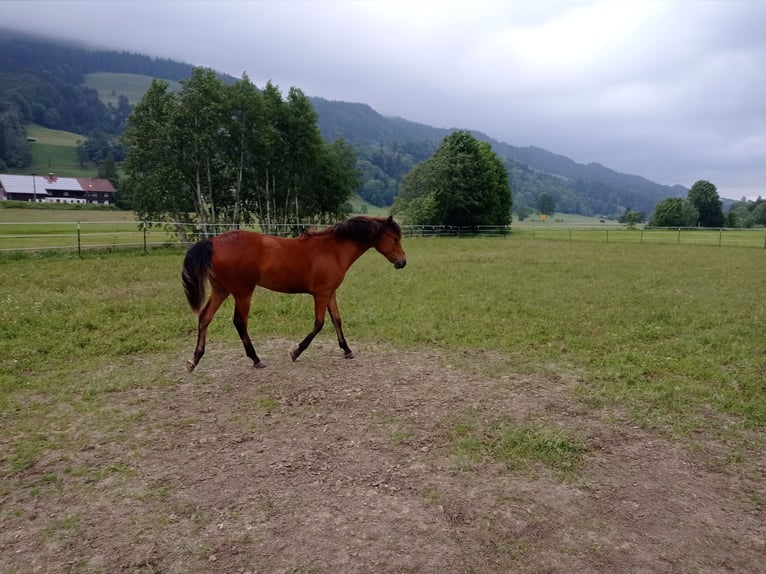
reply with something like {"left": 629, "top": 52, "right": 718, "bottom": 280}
{"left": 677, "top": 228, "right": 681, "bottom": 245}
{"left": 569, "top": 228, "right": 572, "bottom": 241}
{"left": 77, "top": 221, "right": 81, "bottom": 257}
{"left": 719, "top": 228, "right": 722, "bottom": 247}
{"left": 143, "top": 221, "right": 147, "bottom": 254}
{"left": 640, "top": 229, "right": 644, "bottom": 244}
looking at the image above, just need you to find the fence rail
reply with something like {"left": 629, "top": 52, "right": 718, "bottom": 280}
{"left": 514, "top": 225, "right": 766, "bottom": 248}
{"left": 0, "top": 221, "right": 764, "bottom": 254}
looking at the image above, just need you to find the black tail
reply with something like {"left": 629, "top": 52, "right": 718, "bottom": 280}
{"left": 181, "top": 240, "right": 213, "bottom": 314}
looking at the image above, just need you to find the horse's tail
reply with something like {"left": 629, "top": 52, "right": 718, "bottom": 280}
{"left": 181, "top": 239, "right": 213, "bottom": 314}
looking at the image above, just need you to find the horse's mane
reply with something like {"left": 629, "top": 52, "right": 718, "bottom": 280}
{"left": 301, "top": 216, "right": 401, "bottom": 244}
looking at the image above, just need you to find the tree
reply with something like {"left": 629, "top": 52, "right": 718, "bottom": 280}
{"left": 649, "top": 197, "right": 698, "bottom": 227}
{"left": 0, "top": 106, "right": 32, "bottom": 169}
{"left": 537, "top": 193, "right": 555, "bottom": 216}
{"left": 122, "top": 68, "right": 355, "bottom": 233}
{"left": 306, "top": 137, "right": 360, "bottom": 223}
{"left": 392, "top": 159, "right": 439, "bottom": 224}
{"left": 514, "top": 202, "right": 533, "bottom": 221}
{"left": 618, "top": 207, "right": 645, "bottom": 227}
{"left": 688, "top": 180, "right": 724, "bottom": 227}
{"left": 222, "top": 72, "right": 264, "bottom": 227}
{"left": 122, "top": 79, "right": 193, "bottom": 239}
{"left": 97, "top": 151, "right": 119, "bottom": 189}
{"left": 392, "top": 130, "right": 511, "bottom": 226}
{"left": 174, "top": 67, "right": 230, "bottom": 234}
{"left": 753, "top": 201, "right": 766, "bottom": 226}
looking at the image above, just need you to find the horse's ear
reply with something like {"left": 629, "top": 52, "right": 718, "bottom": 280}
{"left": 386, "top": 215, "right": 394, "bottom": 225}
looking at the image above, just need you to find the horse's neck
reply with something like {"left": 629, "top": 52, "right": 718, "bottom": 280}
{"left": 321, "top": 236, "right": 370, "bottom": 269}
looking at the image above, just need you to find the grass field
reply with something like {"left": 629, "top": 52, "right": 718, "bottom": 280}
{"left": 1, "top": 235, "right": 764, "bottom": 572}
{"left": 12, "top": 124, "right": 95, "bottom": 179}
{"left": 85, "top": 72, "right": 182, "bottom": 105}
{"left": 1, "top": 236, "right": 764, "bottom": 432}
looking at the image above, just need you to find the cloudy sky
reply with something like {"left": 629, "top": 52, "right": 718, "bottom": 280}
{"left": 4, "top": 0, "right": 765, "bottom": 200}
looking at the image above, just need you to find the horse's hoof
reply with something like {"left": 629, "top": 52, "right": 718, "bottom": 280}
{"left": 290, "top": 350, "right": 299, "bottom": 362}
{"left": 186, "top": 359, "right": 196, "bottom": 373}
{"left": 254, "top": 361, "right": 267, "bottom": 369}
{"left": 344, "top": 351, "right": 355, "bottom": 359}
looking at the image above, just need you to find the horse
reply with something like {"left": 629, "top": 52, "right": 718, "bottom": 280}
{"left": 181, "top": 215, "right": 407, "bottom": 372}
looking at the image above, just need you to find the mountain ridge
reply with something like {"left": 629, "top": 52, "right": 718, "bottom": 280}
{"left": 309, "top": 96, "right": 686, "bottom": 216}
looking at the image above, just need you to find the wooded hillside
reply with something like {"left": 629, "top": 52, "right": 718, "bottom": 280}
{"left": 0, "top": 29, "right": 687, "bottom": 217}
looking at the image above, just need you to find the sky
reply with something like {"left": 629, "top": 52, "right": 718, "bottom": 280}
{"left": 3, "top": 0, "right": 765, "bottom": 200}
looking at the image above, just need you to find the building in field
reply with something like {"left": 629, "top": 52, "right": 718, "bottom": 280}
{"left": 0, "top": 174, "right": 116, "bottom": 205}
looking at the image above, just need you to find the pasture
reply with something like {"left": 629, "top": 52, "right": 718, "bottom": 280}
{"left": 19, "top": 124, "right": 90, "bottom": 179}
{"left": 1, "top": 237, "right": 764, "bottom": 572}
{"left": 85, "top": 72, "right": 183, "bottom": 106}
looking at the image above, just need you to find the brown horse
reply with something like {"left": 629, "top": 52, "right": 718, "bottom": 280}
{"left": 181, "top": 215, "right": 407, "bottom": 372}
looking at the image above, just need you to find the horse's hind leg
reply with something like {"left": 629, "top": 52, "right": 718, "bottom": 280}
{"left": 233, "top": 293, "right": 266, "bottom": 369}
{"left": 327, "top": 291, "right": 354, "bottom": 359}
{"left": 188, "top": 286, "right": 228, "bottom": 373}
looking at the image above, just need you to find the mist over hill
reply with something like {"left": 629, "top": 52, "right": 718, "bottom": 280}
{"left": 0, "top": 29, "right": 686, "bottom": 217}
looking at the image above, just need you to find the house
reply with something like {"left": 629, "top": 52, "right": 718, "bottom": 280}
{"left": 0, "top": 174, "right": 116, "bottom": 205}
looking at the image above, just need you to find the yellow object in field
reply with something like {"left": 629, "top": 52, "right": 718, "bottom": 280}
{"left": 541, "top": 213, "right": 547, "bottom": 222}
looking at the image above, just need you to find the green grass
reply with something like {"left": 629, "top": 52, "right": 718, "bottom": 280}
{"left": 448, "top": 415, "right": 589, "bottom": 477}
{"left": 349, "top": 193, "right": 390, "bottom": 217}
{"left": 511, "top": 223, "right": 766, "bottom": 248}
{"left": 343, "top": 238, "right": 766, "bottom": 433}
{"left": 0, "top": 206, "right": 129, "bottom": 221}
{"left": 25, "top": 124, "right": 83, "bottom": 146}
{"left": 11, "top": 124, "right": 96, "bottom": 178}
{"left": 84, "top": 72, "right": 181, "bottom": 105}
{"left": 0, "top": 208, "right": 164, "bottom": 251}
{"left": 0, "top": 236, "right": 764, "bottom": 471}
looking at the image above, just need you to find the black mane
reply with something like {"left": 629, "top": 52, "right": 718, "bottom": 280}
{"left": 303, "top": 216, "right": 400, "bottom": 244}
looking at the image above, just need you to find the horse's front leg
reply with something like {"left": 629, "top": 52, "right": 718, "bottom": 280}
{"left": 290, "top": 294, "right": 328, "bottom": 362}
{"left": 327, "top": 291, "right": 353, "bottom": 359}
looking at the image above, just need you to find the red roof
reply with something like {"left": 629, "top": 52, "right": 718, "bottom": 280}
{"left": 77, "top": 178, "right": 116, "bottom": 193}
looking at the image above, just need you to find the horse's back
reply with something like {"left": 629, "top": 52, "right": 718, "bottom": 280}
{"left": 210, "top": 230, "right": 322, "bottom": 294}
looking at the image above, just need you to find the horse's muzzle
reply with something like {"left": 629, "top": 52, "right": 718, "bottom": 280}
{"left": 394, "top": 259, "right": 407, "bottom": 269}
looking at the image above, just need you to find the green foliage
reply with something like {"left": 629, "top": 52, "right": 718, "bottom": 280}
{"left": 514, "top": 202, "right": 534, "bottom": 221}
{"left": 122, "top": 79, "right": 188, "bottom": 226}
{"left": 0, "top": 33, "right": 210, "bottom": 136}
{"left": 755, "top": 201, "right": 766, "bottom": 225}
{"left": 123, "top": 70, "right": 355, "bottom": 231}
{"left": 0, "top": 107, "right": 32, "bottom": 169}
{"left": 536, "top": 193, "right": 555, "bottom": 216}
{"left": 688, "top": 180, "right": 724, "bottom": 227}
{"left": 649, "top": 197, "right": 698, "bottom": 227}
{"left": 725, "top": 196, "right": 766, "bottom": 228}
{"left": 616, "top": 207, "right": 645, "bottom": 226}
{"left": 354, "top": 141, "right": 433, "bottom": 206}
{"left": 393, "top": 131, "right": 511, "bottom": 226}
{"left": 75, "top": 128, "right": 124, "bottom": 167}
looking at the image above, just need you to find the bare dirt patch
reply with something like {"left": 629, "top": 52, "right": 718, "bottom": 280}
{"left": 2, "top": 340, "right": 764, "bottom": 573}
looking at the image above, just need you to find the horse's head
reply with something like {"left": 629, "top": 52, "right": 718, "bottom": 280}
{"left": 375, "top": 216, "right": 407, "bottom": 269}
